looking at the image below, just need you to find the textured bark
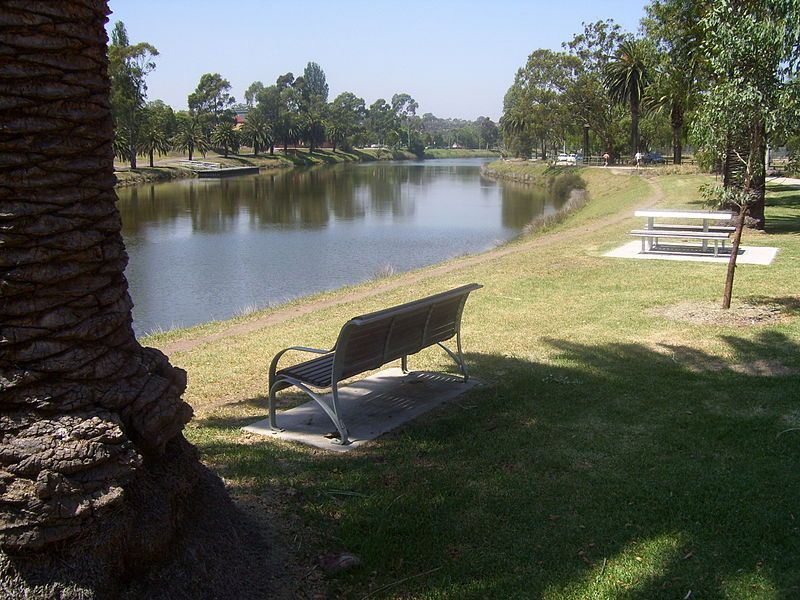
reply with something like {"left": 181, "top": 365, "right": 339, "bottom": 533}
{"left": 0, "top": 0, "right": 200, "bottom": 592}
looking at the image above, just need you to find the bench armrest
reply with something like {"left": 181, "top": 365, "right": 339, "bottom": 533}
{"left": 269, "top": 345, "right": 335, "bottom": 384}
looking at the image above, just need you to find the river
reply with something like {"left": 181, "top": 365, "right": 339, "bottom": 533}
{"left": 116, "top": 158, "right": 566, "bottom": 335}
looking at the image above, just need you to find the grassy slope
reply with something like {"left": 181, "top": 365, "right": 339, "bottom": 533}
{"left": 156, "top": 168, "right": 800, "bottom": 599}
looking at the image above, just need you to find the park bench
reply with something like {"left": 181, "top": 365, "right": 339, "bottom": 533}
{"left": 268, "top": 283, "right": 482, "bottom": 445}
{"left": 632, "top": 209, "right": 735, "bottom": 255}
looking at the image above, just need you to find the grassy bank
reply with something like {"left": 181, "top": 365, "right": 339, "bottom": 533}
{"left": 148, "top": 168, "right": 799, "bottom": 599}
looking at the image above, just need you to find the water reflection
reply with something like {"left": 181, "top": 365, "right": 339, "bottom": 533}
{"left": 116, "top": 159, "right": 567, "bottom": 334}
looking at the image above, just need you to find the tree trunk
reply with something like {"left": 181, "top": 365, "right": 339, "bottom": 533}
{"left": 1, "top": 2, "right": 202, "bottom": 594}
{"left": 188, "top": 143, "right": 194, "bottom": 162}
{"left": 722, "top": 203, "right": 748, "bottom": 308}
{"left": 149, "top": 149, "right": 155, "bottom": 168}
{"left": 129, "top": 139, "right": 137, "bottom": 169}
{"left": 630, "top": 98, "right": 640, "bottom": 155}
{"left": 270, "top": 143, "right": 274, "bottom": 155}
{"left": 670, "top": 101, "right": 683, "bottom": 165}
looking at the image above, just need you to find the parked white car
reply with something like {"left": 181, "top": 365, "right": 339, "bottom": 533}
{"left": 555, "top": 153, "right": 577, "bottom": 165}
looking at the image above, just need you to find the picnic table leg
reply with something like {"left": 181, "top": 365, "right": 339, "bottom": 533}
{"left": 702, "top": 219, "right": 709, "bottom": 252}
{"left": 401, "top": 355, "right": 409, "bottom": 374}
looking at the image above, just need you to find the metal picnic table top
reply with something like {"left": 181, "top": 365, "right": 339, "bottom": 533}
{"left": 634, "top": 209, "right": 736, "bottom": 220}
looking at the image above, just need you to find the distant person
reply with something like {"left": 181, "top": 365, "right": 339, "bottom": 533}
{"left": 603, "top": 152, "right": 610, "bottom": 167}
{"left": 635, "top": 151, "right": 643, "bottom": 169}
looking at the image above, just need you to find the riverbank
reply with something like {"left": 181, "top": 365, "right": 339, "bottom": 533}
{"left": 138, "top": 168, "right": 800, "bottom": 599}
{"left": 114, "top": 147, "right": 498, "bottom": 188}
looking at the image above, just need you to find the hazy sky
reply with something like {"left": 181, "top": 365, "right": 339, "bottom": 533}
{"left": 106, "top": 0, "right": 647, "bottom": 121}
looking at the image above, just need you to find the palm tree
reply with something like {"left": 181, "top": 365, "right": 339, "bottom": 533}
{"left": 173, "top": 114, "right": 209, "bottom": 161}
{"left": 603, "top": 39, "right": 651, "bottom": 155}
{"left": 211, "top": 122, "right": 240, "bottom": 157}
{"left": 138, "top": 121, "right": 172, "bottom": 167}
{"left": 241, "top": 110, "right": 273, "bottom": 156}
{"left": 1, "top": 2, "right": 199, "bottom": 593}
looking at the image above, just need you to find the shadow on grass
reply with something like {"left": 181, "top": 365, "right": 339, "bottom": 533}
{"left": 194, "top": 332, "right": 800, "bottom": 599}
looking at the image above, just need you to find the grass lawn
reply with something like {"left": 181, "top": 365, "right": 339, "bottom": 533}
{"left": 147, "top": 168, "right": 800, "bottom": 599}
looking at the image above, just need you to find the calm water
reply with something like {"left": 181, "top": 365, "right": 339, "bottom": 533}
{"left": 117, "top": 158, "right": 566, "bottom": 334}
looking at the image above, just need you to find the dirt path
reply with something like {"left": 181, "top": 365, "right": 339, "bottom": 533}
{"left": 156, "top": 177, "right": 664, "bottom": 356}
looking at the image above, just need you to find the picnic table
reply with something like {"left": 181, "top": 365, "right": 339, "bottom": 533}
{"left": 631, "top": 209, "right": 736, "bottom": 255}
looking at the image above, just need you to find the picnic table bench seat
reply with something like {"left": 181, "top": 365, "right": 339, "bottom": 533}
{"left": 268, "top": 283, "right": 482, "bottom": 445}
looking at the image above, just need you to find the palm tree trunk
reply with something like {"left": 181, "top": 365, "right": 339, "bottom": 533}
{"left": 630, "top": 98, "right": 640, "bottom": 155}
{"left": 188, "top": 143, "right": 194, "bottom": 161}
{"left": 150, "top": 148, "right": 155, "bottom": 167}
{"left": 1, "top": 1, "right": 201, "bottom": 592}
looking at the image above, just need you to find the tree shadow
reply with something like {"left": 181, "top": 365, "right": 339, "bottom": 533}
{"left": 764, "top": 185, "right": 800, "bottom": 234}
{"left": 193, "top": 332, "right": 800, "bottom": 599}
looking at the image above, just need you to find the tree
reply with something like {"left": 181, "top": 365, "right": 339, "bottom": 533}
{"left": 603, "top": 39, "right": 652, "bottom": 155}
{"left": 1, "top": 2, "right": 201, "bottom": 594}
{"left": 365, "top": 99, "right": 398, "bottom": 146}
{"left": 500, "top": 49, "right": 579, "bottom": 158}
{"left": 563, "top": 20, "right": 629, "bottom": 158}
{"left": 391, "top": 93, "right": 419, "bottom": 150}
{"left": 477, "top": 117, "right": 499, "bottom": 150}
{"left": 643, "top": 0, "right": 707, "bottom": 164}
{"left": 211, "top": 122, "right": 240, "bottom": 157}
{"left": 244, "top": 80, "right": 264, "bottom": 107}
{"left": 241, "top": 108, "right": 273, "bottom": 156}
{"left": 108, "top": 21, "right": 158, "bottom": 168}
{"left": 693, "top": 0, "right": 800, "bottom": 306}
{"left": 328, "top": 92, "right": 367, "bottom": 151}
{"left": 302, "top": 62, "right": 329, "bottom": 103}
{"left": 138, "top": 109, "right": 172, "bottom": 167}
{"left": 188, "top": 72, "right": 235, "bottom": 121}
{"left": 173, "top": 112, "right": 209, "bottom": 160}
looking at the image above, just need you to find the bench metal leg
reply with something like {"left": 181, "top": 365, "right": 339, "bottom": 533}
{"left": 437, "top": 331, "right": 469, "bottom": 383}
{"left": 269, "top": 376, "right": 350, "bottom": 445}
{"left": 401, "top": 355, "right": 409, "bottom": 374}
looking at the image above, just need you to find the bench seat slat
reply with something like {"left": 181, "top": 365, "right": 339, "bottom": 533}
{"left": 651, "top": 224, "right": 735, "bottom": 232}
{"left": 629, "top": 229, "right": 731, "bottom": 239}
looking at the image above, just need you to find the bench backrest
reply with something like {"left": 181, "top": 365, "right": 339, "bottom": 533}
{"left": 332, "top": 283, "right": 482, "bottom": 382}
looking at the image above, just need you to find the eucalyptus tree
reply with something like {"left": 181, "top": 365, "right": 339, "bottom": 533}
{"left": 643, "top": 0, "right": 707, "bottom": 164}
{"left": 391, "top": 93, "right": 419, "bottom": 150}
{"left": 693, "top": 0, "right": 800, "bottom": 306}
{"left": 694, "top": 0, "right": 800, "bottom": 227}
{"left": 188, "top": 72, "right": 235, "bottom": 124}
{"left": 173, "top": 112, "right": 210, "bottom": 160}
{"left": 244, "top": 80, "right": 265, "bottom": 107}
{"left": 563, "top": 20, "right": 628, "bottom": 157}
{"left": 1, "top": 2, "right": 201, "bottom": 595}
{"left": 366, "top": 98, "right": 399, "bottom": 146}
{"left": 302, "top": 62, "right": 329, "bottom": 103}
{"left": 501, "top": 48, "right": 579, "bottom": 158}
{"left": 328, "top": 92, "right": 367, "bottom": 151}
{"left": 603, "top": 39, "right": 652, "bottom": 155}
{"left": 108, "top": 21, "right": 158, "bottom": 168}
{"left": 477, "top": 117, "right": 499, "bottom": 150}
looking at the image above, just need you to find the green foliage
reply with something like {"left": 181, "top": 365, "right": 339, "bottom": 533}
{"left": 172, "top": 112, "right": 209, "bottom": 161}
{"left": 241, "top": 109, "right": 273, "bottom": 156}
{"left": 244, "top": 81, "right": 264, "bottom": 108}
{"left": 138, "top": 104, "right": 173, "bottom": 166}
{"left": 603, "top": 39, "right": 653, "bottom": 154}
{"left": 108, "top": 21, "right": 158, "bottom": 168}
{"left": 302, "top": 62, "right": 329, "bottom": 103}
{"left": 188, "top": 73, "right": 235, "bottom": 121}
{"left": 210, "top": 122, "right": 240, "bottom": 157}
